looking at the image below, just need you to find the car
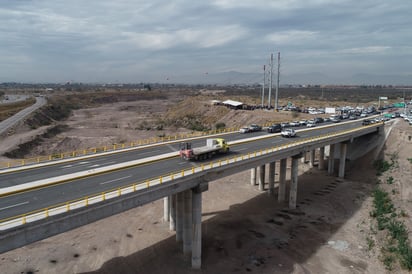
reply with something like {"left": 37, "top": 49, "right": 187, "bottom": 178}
{"left": 306, "top": 121, "right": 316, "bottom": 127}
{"left": 267, "top": 124, "right": 282, "bottom": 133}
{"left": 314, "top": 117, "right": 324, "bottom": 123}
{"left": 362, "top": 119, "right": 371, "bottom": 125}
{"left": 299, "top": 120, "right": 307, "bottom": 126}
{"left": 289, "top": 121, "right": 300, "bottom": 127}
{"left": 349, "top": 115, "right": 357, "bottom": 120}
{"left": 239, "top": 127, "right": 251, "bottom": 133}
{"left": 249, "top": 124, "right": 262, "bottom": 132}
{"left": 281, "top": 122, "right": 290, "bottom": 128}
{"left": 281, "top": 128, "right": 296, "bottom": 137}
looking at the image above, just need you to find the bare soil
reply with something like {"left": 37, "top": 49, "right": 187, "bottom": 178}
{"left": 0, "top": 97, "right": 411, "bottom": 274}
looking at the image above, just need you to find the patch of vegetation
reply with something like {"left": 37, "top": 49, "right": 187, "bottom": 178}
{"left": 373, "top": 159, "right": 393, "bottom": 176}
{"left": 387, "top": 176, "right": 394, "bottom": 185}
{"left": 370, "top": 188, "right": 412, "bottom": 270}
{"left": 370, "top": 188, "right": 395, "bottom": 230}
{"left": 215, "top": 122, "right": 226, "bottom": 130}
{"left": 366, "top": 236, "right": 375, "bottom": 251}
{"left": 407, "top": 158, "right": 412, "bottom": 164}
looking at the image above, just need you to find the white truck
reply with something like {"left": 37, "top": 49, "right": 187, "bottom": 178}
{"left": 179, "top": 138, "right": 230, "bottom": 160}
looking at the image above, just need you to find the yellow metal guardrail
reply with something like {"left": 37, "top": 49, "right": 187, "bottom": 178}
{"left": 0, "top": 127, "right": 243, "bottom": 170}
{"left": 0, "top": 123, "right": 382, "bottom": 230}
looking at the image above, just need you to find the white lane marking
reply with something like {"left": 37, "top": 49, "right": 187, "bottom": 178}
{"left": 100, "top": 175, "right": 132, "bottom": 185}
{"left": 0, "top": 201, "right": 29, "bottom": 211}
{"left": 60, "top": 161, "right": 90, "bottom": 169}
{"left": 236, "top": 148, "right": 248, "bottom": 151}
{"left": 139, "top": 150, "right": 160, "bottom": 155}
{"left": 88, "top": 161, "right": 116, "bottom": 168}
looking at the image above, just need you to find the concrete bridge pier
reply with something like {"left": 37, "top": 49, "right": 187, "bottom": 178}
{"left": 164, "top": 196, "right": 170, "bottom": 222}
{"left": 191, "top": 186, "right": 202, "bottom": 269}
{"left": 328, "top": 144, "right": 335, "bottom": 175}
{"left": 318, "top": 147, "right": 325, "bottom": 170}
{"left": 301, "top": 152, "right": 307, "bottom": 163}
{"left": 176, "top": 192, "right": 184, "bottom": 242}
{"left": 278, "top": 158, "right": 287, "bottom": 202}
{"left": 183, "top": 189, "right": 192, "bottom": 255}
{"left": 338, "top": 142, "right": 348, "bottom": 178}
{"left": 289, "top": 154, "right": 301, "bottom": 209}
{"left": 268, "top": 161, "right": 276, "bottom": 196}
{"left": 250, "top": 168, "right": 257, "bottom": 185}
{"left": 169, "top": 194, "right": 176, "bottom": 231}
{"left": 258, "top": 165, "right": 265, "bottom": 191}
{"left": 310, "top": 150, "right": 315, "bottom": 167}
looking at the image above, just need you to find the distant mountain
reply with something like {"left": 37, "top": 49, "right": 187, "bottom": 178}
{"left": 169, "top": 71, "right": 412, "bottom": 86}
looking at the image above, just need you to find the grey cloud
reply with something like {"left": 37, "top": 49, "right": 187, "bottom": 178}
{"left": 0, "top": 0, "right": 411, "bottom": 84}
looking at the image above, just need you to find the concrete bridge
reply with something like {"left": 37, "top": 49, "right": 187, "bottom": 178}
{"left": 0, "top": 122, "right": 385, "bottom": 269}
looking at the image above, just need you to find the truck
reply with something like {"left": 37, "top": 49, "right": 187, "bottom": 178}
{"left": 179, "top": 138, "right": 229, "bottom": 160}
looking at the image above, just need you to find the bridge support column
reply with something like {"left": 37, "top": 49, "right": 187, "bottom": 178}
{"left": 310, "top": 150, "right": 315, "bottom": 167}
{"left": 176, "top": 192, "right": 184, "bottom": 242}
{"left": 289, "top": 154, "right": 300, "bottom": 209}
{"left": 163, "top": 196, "right": 170, "bottom": 222}
{"left": 278, "top": 158, "right": 287, "bottom": 202}
{"left": 250, "top": 168, "right": 257, "bottom": 186}
{"left": 319, "top": 147, "right": 325, "bottom": 170}
{"left": 328, "top": 144, "right": 335, "bottom": 175}
{"left": 339, "top": 142, "right": 348, "bottom": 178}
{"left": 268, "top": 161, "right": 275, "bottom": 196}
{"left": 183, "top": 189, "right": 192, "bottom": 255}
{"left": 192, "top": 188, "right": 202, "bottom": 269}
{"left": 301, "top": 152, "right": 306, "bottom": 163}
{"left": 258, "top": 165, "right": 265, "bottom": 191}
{"left": 169, "top": 194, "right": 176, "bottom": 231}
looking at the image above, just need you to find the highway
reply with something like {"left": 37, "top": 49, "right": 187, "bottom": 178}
{"left": 0, "top": 96, "right": 47, "bottom": 135}
{"left": 0, "top": 119, "right": 371, "bottom": 221}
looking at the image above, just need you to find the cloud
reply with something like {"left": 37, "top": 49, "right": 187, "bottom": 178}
{"left": 0, "top": 0, "right": 411, "bottom": 84}
{"left": 340, "top": 46, "right": 391, "bottom": 54}
{"left": 266, "top": 30, "right": 318, "bottom": 45}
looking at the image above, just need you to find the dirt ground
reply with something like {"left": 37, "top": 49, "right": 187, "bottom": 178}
{"left": 0, "top": 99, "right": 412, "bottom": 274}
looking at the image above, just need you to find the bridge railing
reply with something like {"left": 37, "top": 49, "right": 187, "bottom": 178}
{"left": 0, "top": 123, "right": 382, "bottom": 230}
{"left": 0, "top": 127, "right": 245, "bottom": 170}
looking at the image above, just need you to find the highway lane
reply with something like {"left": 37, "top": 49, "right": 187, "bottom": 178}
{"left": 0, "top": 130, "right": 269, "bottom": 187}
{"left": 0, "top": 97, "right": 47, "bottom": 136}
{"left": 0, "top": 119, "right": 369, "bottom": 219}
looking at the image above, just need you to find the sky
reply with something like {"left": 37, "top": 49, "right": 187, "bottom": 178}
{"left": 1, "top": 0, "right": 411, "bottom": 85}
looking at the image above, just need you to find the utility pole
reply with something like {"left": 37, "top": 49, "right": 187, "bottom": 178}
{"left": 261, "top": 65, "right": 266, "bottom": 107}
{"left": 275, "top": 52, "right": 280, "bottom": 111}
{"left": 268, "top": 53, "right": 273, "bottom": 109}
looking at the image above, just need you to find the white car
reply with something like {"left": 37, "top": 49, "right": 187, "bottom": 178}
{"left": 281, "top": 128, "right": 296, "bottom": 137}
{"left": 306, "top": 121, "right": 316, "bottom": 127}
{"left": 239, "top": 127, "right": 250, "bottom": 133}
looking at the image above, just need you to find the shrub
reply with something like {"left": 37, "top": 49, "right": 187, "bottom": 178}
{"left": 215, "top": 122, "right": 226, "bottom": 130}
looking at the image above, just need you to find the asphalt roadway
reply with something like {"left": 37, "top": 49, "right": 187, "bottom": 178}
{"left": 0, "top": 119, "right": 367, "bottom": 220}
{"left": 0, "top": 96, "right": 47, "bottom": 136}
